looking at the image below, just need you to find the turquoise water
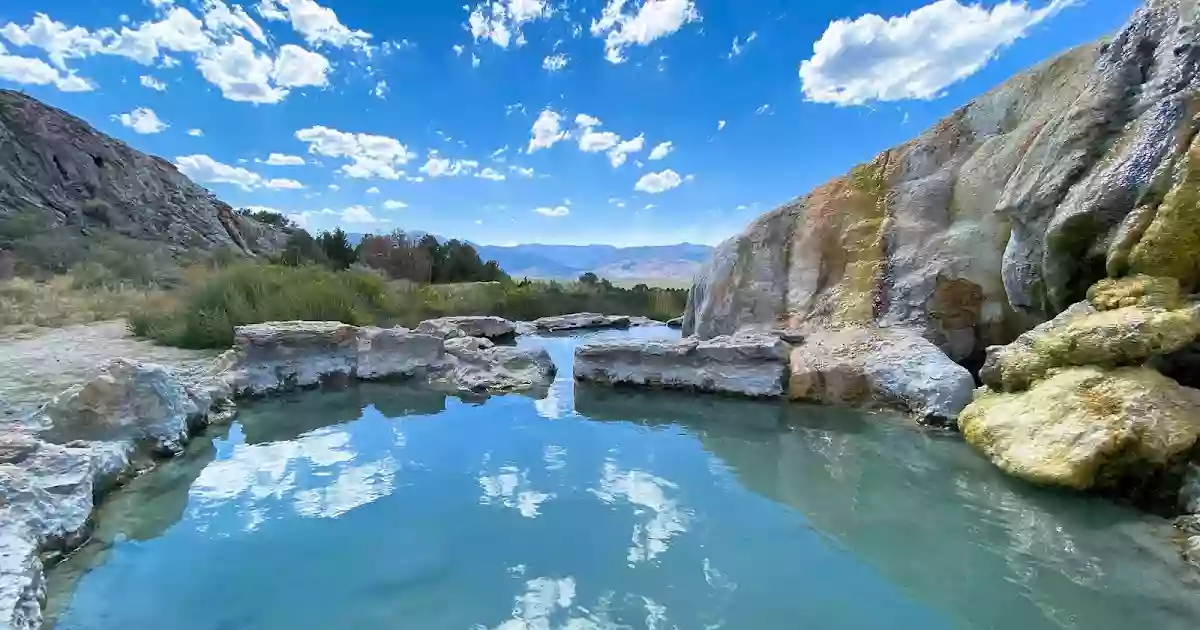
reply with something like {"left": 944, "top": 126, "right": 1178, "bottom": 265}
{"left": 47, "top": 328, "right": 1200, "bottom": 629}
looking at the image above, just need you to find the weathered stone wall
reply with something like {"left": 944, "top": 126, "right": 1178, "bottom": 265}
{"left": 685, "top": 0, "right": 1200, "bottom": 365}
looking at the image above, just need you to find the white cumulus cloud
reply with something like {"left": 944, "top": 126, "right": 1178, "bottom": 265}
{"left": 799, "top": 0, "right": 1075, "bottom": 106}
{"left": 527, "top": 108, "right": 567, "bottom": 153}
{"left": 420, "top": 156, "right": 479, "bottom": 177}
{"left": 648, "top": 141, "right": 672, "bottom": 160}
{"left": 591, "top": 0, "right": 700, "bottom": 63}
{"left": 607, "top": 134, "right": 644, "bottom": 167}
{"left": 265, "top": 178, "right": 304, "bottom": 189}
{"left": 339, "top": 204, "right": 383, "bottom": 223}
{"left": 467, "top": 0, "right": 551, "bottom": 49}
{"left": 139, "top": 74, "right": 167, "bottom": 90}
{"left": 0, "top": 50, "right": 94, "bottom": 92}
{"left": 382, "top": 199, "right": 407, "bottom": 210}
{"left": 257, "top": 0, "right": 372, "bottom": 50}
{"left": 113, "top": 107, "right": 168, "bottom": 134}
{"left": 266, "top": 153, "right": 305, "bottom": 166}
{"left": 195, "top": 35, "right": 287, "bottom": 103}
{"left": 542, "top": 53, "right": 568, "bottom": 71}
{"left": 272, "top": 43, "right": 330, "bottom": 87}
{"left": 295, "top": 126, "right": 416, "bottom": 180}
{"left": 187, "top": 128, "right": 203, "bottom": 136}
{"left": 533, "top": 205, "right": 569, "bottom": 217}
{"left": 175, "top": 154, "right": 262, "bottom": 190}
{"left": 476, "top": 167, "right": 506, "bottom": 181}
{"left": 634, "top": 168, "right": 683, "bottom": 194}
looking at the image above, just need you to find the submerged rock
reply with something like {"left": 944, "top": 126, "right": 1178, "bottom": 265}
{"left": 573, "top": 333, "right": 789, "bottom": 397}
{"left": 415, "top": 316, "right": 516, "bottom": 340}
{"left": 534, "top": 313, "right": 631, "bottom": 333}
{"left": 959, "top": 366, "right": 1200, "bottom": 497}
{"left": 788, "top": 328, "right": 975, "bottom": 424}
{"left": 666, "top": 316, "right": 684, "bottom": 329}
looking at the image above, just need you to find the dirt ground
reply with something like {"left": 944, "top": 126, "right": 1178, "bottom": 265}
{"left": 0, "top": 320, "right": 216, "bottom": 421}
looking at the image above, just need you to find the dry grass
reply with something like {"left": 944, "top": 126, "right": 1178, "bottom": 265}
{"left": 0, "top": 276, "right": 164, "bottom": 332}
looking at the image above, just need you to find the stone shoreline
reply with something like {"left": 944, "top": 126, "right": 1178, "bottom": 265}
{"left": 6, "top": 307, "right": 1200, "bottom": 628}
{"left": 0, "top": 316, "right": 560, "bottom": 630}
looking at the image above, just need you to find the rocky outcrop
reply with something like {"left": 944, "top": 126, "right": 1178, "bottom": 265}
{"left": 416, "top": 316, "right": 516, "bottom": 340}
{"left": 222, "top": 321, "right": 555, "bottom": 396}
{"left": 534, "top": 313, "right": 631, "bottom": 333}
{"left": 573, "top": 333, "right": 789, "bottom": 397}
{"left": 0, "top": 358, "right": 231, "bottom": 630}
{"left": 960, "top": 366, "right": 1200, "bottom": 498}
{"left": 683, "top": 1, "right": 1200, "bottom": 368}
{"left": 962, "top": 275, "right": 1200, "bottom": 513}
{"left": 0, "top": 89, "right": 285, "bottom": 256}
{"left": 442, "top": 337, "right": 555, "bottom": 391}
{"left": 788, "top": 328, "right": 975, "bottom": 424}
{"left": 980, "top": 276, "right": 1200, "bottom": 392}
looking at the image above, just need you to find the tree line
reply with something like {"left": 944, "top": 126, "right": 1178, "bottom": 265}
{"left": 276, "top": 226, "right": 508, "bottom": 284}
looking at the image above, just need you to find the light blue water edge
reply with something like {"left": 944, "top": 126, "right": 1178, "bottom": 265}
{"left": 46, "top": 327, "right": 1200, "bottom": 630}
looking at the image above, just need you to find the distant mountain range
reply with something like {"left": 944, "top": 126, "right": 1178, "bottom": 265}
{"left": 472, "top": 243, "right": 713, "bottom": 282}
{"left": 347, "top": 232, "right": 713, "bottom": 282}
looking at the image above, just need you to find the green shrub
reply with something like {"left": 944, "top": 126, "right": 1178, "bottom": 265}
{"left": 130, "top": 264, "right": 397, "bottom": 348}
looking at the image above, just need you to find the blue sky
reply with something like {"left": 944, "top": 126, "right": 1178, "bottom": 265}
{"left": 0, "top": 0, "right": 1140, "bottom": 246}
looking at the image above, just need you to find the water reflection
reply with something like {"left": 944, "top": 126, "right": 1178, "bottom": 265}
{"left": 479, "top": 464, "right": 555, "bottom": 518}
{"left": 591, "top": 461, "right": 689, "bottom": 566}
{"left": 575, "top": 386, "right": 1200, "bottom": 629}
{"left": 46, "top": 341, "right": 1200, "bottom": 630}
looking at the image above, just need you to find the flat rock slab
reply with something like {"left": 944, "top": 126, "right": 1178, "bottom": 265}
{"left": 224, "top": 320, "right": 556, "bottom": 397}
{"left": 788, "top": 327, "right": 975, "bottom": 424}
{"left": 534, "top": 313, "right": 631, "bottom": 333}
{"left": 415, "top": 316, "right": 516, "bottom": 340}
{"left": 574, "top": 333, "right": 789, "bottom": 397}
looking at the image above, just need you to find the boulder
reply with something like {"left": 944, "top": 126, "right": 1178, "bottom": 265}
{"left": 534, "top": 313, "right": 631, "bottom": 333}
{"left": 415, "top": 316, "right": 516, "bottom": 340}
{"left": 787, "top": 328, "right": 975, "bottom": 424}
{"left": 573, "top": 333, "right": 789, "bottom": 397}
{"left": 666, "top": 316, "right": 684, "bottom": 329}
{"left": 356, "top": 327, "right": 445, "bottom": 380}
{"left": 442, "top": 337, "right": 556, "bottom": 392}
{"left": 959, "top": 366, "right": 1200, "bottom": 496}
{"left": 980, "top": 277, "right": 1200, "bottom": 392}
{"left": 627, "top": 316, "right": 667, "bottom": 327}
{"left": 31, "top": 359, "right": 214, "bottom": 456}
{"left": 223, "top": 321, "right": 359, "bottom": 395}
